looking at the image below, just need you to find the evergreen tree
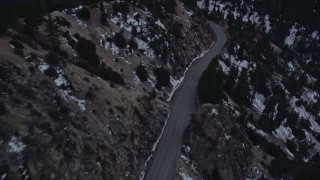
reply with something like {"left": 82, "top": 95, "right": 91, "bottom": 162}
{"left": 77, "top": 37, "right": 100, "bottom": 68}
{"left": 128, "top": 37, "right": 138, "bottom": 49}
{"left": 23, "top": 1, "right": 42, "bottom": 38}
{"left": 250, "top": 64, "right": 270, "bottom": 97}
{"left": 180, "top": 0, "right": 197, "bottom": 11}
{"left": 131, "top": 26, "right": 138, "bottom": 37}
{"left": 211, "top": 168, "right": 221, "bottom": 180}
{"left": 258, "top": 96, "right": 277, "bottom": 132}
{"left": 234, "top": 69, "right": 251, "bottom": 107}
{"left": 45, "top": 14, "right": 60, "bottom": 48}
{"left": 76, "top": 7, "right": 91, "bottom": 20}
{"left": 163, "top": 0, "right": 176, "bottom": 14}
{"left": 100, "top": 2, "right": 108, "bottom": 26}
{"left": 0, "top": 13, "right": 9, "bottom": 35}
{"left": 198, "top": 58, "right": 224, "bottom": 104}
{"left": 154, "top": 67, "right": 170, "bottom": 89}
{"left": 171, "top": 22, "right": 182, "bottom": 38}
{"left": 225, "top": 65, "right": 238, "bottom": 94}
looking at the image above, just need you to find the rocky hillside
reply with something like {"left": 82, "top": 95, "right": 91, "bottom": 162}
{"left": 0, "top": 0, "right": 215, "bottom": 179}
{"left": 177, "top": 0, "right": 320, "bottom": 179}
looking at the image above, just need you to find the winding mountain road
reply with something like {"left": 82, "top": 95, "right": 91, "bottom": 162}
{"left": 144, "top": 22, "right": 227, "bottom": 180}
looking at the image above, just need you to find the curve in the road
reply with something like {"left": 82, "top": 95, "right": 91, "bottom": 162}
{"left": 144, "top": 22, "right": 227, "bottom": 180}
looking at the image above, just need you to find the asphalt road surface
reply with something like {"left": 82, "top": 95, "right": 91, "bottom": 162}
{"left": 144, "top": 22, "right": 227, "bottom": 180}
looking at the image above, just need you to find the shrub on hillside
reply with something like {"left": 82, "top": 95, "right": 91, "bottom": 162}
{"left": 76, "top": 59, "right": 95, "bottom": 73}
{"left": 211, "top": 168, "right": 221, "bottom": 180}
{"left": 67, "top": 37, "right": 77, "bottom": 49}
{"left": 10, "top": 40, "right": 24, "bottom": 49}
{"left": 0, "top": 15, "right": 9, "bottom": 35}
{"left": 136, "top": 63, "right": 148, "bottom": 82}
{"left": 13, "top": 48, "right": 24, "bottom": 57}
{"left": 77, "top": 37, "right": 100, "bottom": 68}
{"left": 171, "top": 22, "right": 182, "bottom": 38}
{"left": 54, "top": 16, "right": 71, "bottom": 27}
{"left": 45, "top": 52, "right": 61, "bottom": 65}
{"left": 57, "top": 49, "right": 69, "bottom": 59}
{"left": 100, "top": 12, "right": 108, "bottom": 26}
{"left": 44, "top": 67, "right": 58, "bottom": 78}
{"left": 112, "top": 1, "right": 129, "bottom": 15}
{"left": 76, "top": 7, "right": 91, "bottom": 21}
{"left": 0, "top": 102, "right": 7, "bottom": 116}
{"left": 128, "top": 38, "right": 138, "bottom": 49}
{"left": 154, "top": 67, "right": 170, "bottom": 89}
{"left": 269, "top": 155, "right": 285, "bottom": 178}
{"left": 114, "top": 30, "right": 127, "bottom": 48}
{"left": 99, "top": 67, "right": 125, "bottom": 85}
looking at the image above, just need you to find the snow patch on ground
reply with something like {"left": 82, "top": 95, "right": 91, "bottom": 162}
{"left": 196, "top": 0, "right": 205, "bottom": 9}
{"left": 60, "top": 90, "right": 86, "bottom": 111}
{"left": 70, "top": 6, "right": 88, "bottom": 29}
{"left": 103, "top": 41, "right": 120, "bottom": 55}
{"left": 167, "top": 76, "right": 182, "bottom": 101}
{"left": 147, "top": 74, "right": 156, "bottom": 88}
{"left": 287, "top": 61, "right": 295, "bottom": 71}
{"left": 1, "top": 174, "right": 7, "bottom": 180}
{"left": 99, "top": 33, "right": 121, "bottom": 55}
{"left": 264, "top": 15, "right": 271, "bottom": 33}
{"left": 249, "top": 12, "right": 260, "bottom": 25}
{"left": 55, "top": 71, "right": 69, "bottom": 87}
{"left": 284, "top": 148, "right": 295, "bottom": 158}
{"left": 38, "top": 60, "right": 86, "bottom": 111}
{"left": 253, "top": 92, "right": 265, "bottom": 113}
{"left": 7, "top": 136, "right": 30, "bottom": 179}
{"left": 135, "top": 38, "right": 155, "bottom": 60}
{"left": 225, "top": 133, "right": 231, "bottom": 140}
{"left": 223, "top": 53, "right": 248, "bottom": 71}
{"left": 223, "top": 96, "right": 240, "bottom": 117}
{"left": 219, "top": 60, "right": 230, "bottom": 74}
{"left": 238, "top": 60, "right": 249, "bottom": 69}
{"left": 304, "top": 131, "right": 320, "bottom": 161}
{"left": 155, "top": 19, "right": 167, "bottom": 32}
{"left": 111, "top": 13, "right": 147, "bottom": 34}
{"left": 180, "top": 154, "right": 190, "bottom": 163}
{"left": 211, "top": 108, "right": 218, "bottom": 115}
{"left": 272, "top": 120, "right": 294, "bottom": 142}
{"left": 290, "top": 97, "right": 320, "bottom": 133}
{"left": 178, "top": 153, "right": 198, "bottom": 180}
{"left": 55, "top": 70, "right": 86, "bottom": 111}
{"left": 247, "top": 123, "right": 267, "bottom": 137}
{"left": 179, "top": 172, "right": 194, "bottom": 180}
{"left": 133, "top": 71, "right": 140, "bottom": 84}
{"left": 301, "top": 89, "right": 318, "bottom": 104}
{"left": 8, "top": 136, "right": 26, "bottom": 154}
{"left": 285, "top": 24, "right": 298, "bottom": 46}
{"left": 38, "top": 62, "right": 50, "bottom": 73}
{"left": 311, "top": 31, "right": 319, "bottom": 40}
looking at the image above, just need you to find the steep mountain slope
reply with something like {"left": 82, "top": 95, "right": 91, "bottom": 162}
{"left": 0, "top": 0, "right": 216, "bottom": 179}
{"left": 177, "top": 0, "right": 320, "bottom": 179}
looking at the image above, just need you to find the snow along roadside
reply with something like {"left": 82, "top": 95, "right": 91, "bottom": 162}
{"left": 139, "top": 111, "right": 171, "bottom": 180}
{"left": 166, "top": 40, "right": 216, "bottom": 101}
